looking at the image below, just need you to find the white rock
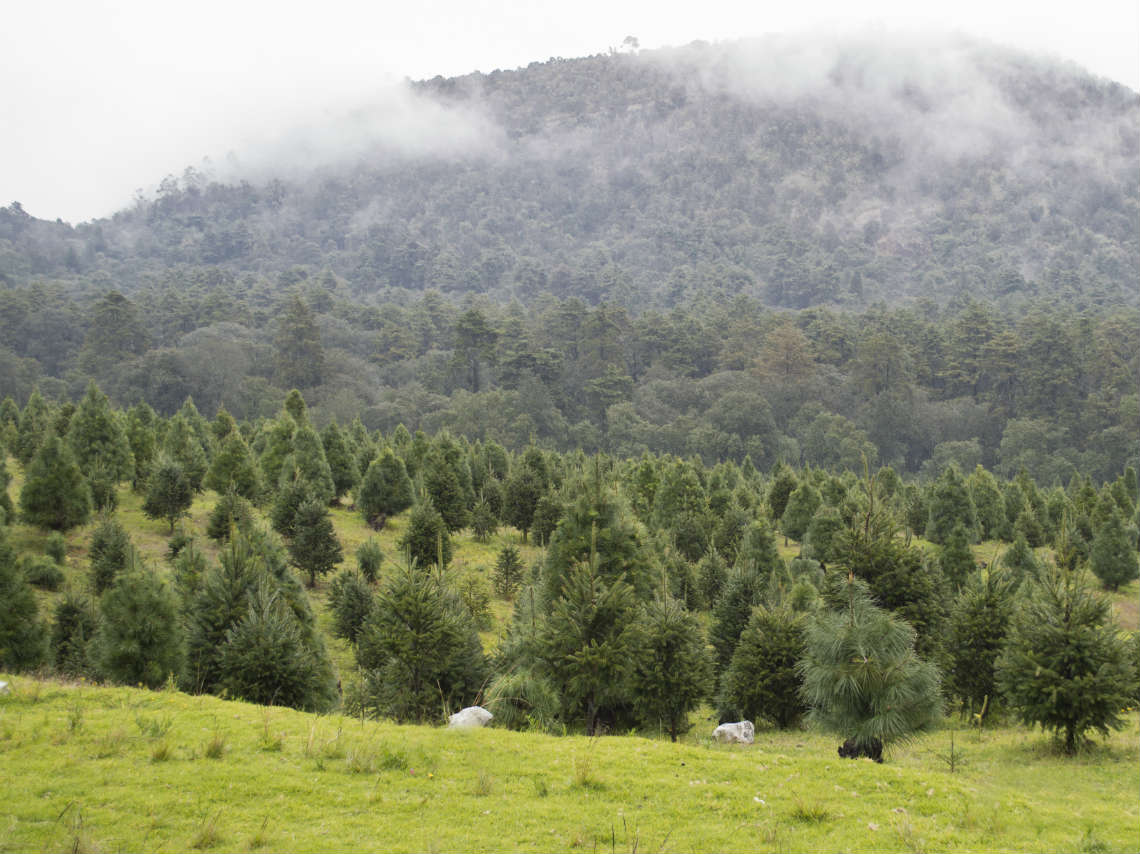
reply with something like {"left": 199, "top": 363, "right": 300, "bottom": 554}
{"left": 712, "top": 720, "right": 754, "bottom": 744}
{"left": 448, "top": 706, "right": 493, "bottom": 728}
{"left": 0, "top": 681, "right": 9, "bottom": 695}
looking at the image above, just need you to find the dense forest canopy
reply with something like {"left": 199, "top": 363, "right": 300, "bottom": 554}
{"left": 0, "top": 35, "right": 1136, "bottom": 479}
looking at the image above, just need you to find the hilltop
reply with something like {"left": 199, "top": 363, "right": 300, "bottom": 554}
{"left": 2, "top": 34, "right": 1137, "bottom": 310}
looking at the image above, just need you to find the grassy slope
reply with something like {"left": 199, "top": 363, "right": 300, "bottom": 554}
{"left": 0, "top": 677, "right": 1137, "bottom": 853}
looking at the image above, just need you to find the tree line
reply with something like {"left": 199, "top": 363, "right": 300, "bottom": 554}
{"left": 2, "top": 385, "right": 1137, "bottom": 756}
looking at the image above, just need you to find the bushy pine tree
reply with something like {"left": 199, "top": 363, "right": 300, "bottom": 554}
{"left": 767, "top": 464, "right": 798, "bottom": 522}
{"left": 1089, "top": 508, "right": 1139, "bottom": 592}
{"left": 88, "top": 517, "right": 134, "bottom": 594}
{"left": 696, "top": 548, "right": 729, "bottom": 608}
{"left": 95, "top": 567, "right": 185, "bottom": 688}
{"left": 398, "top": 501, "right": 453, "bottom": 570}
{"left": 630, "top": 593, "right": 713, "bottom": 741}
{"left": 19, "top": 435, "right": 92, "bottom": 532}
{"left": 424, "top": 450, "right": 469, "bottom": 532}
{"left": 798, "top": 575, "right": 942, "bottom": 761}
{"left": 355, "top": 564, "right": 486, "bottom": 723}
{"left": 997, "top": 566, "right": 1137, "bottom": 754}
{"left": 0, "top": 537, "right": 49, "bottom": 671}
{"left": 356, "top": 449, "right": 414, "bottom": 523}
{"left": 142, "top": 457, "right": 194, "bottom": 532}
{"left": 939, "top": 523, "right": 977, "bottom": 591}
{"left": 206, "top": 491, "right": 255, "bottom": 543}
{"left": 288, "top": 498, "right": 343, "bottom": 587}
{"left": 803, "top": 504, "right": 844, "bottom": 567}
{"left": 218, "top": 581, "right": 333, "bottom": 711}
{"left": 14, "top": 388, "right": 51, "bottom": 466}
{"left": 540, "top": 470, "right": 653, "bottom": 604}
{"left": 531, "top": 494, "right": 564, "bottom": 547}
{"left": 709, "top": 566, "right": 767, "bottom": 672}
{"left": 355, "top": 539, "right": 384, "bottom": 584}
{"left": 204, "top": 433, "right": 261, "bottom": 500}
{"left": 66, "top": 381, "right": 134, "bottom": 482}
{"left": 540, "top": 557, "right": 639, "bottom": 734}
{"left": 493, "top": 544, "right": 525, "bottom": 599}
{"left": 946, "top": 567, "right": 1015, "bottom": 720}
{"left": 320, "top": 420, "right": 360, "bottom": 502}
{"left": 782, "top": 483, "right": 822, "bottom": 546}
{"left": 470, "top": 495, "right": 499, "bottom": 542}
{"left": 329, "top": 569, "right": 375, "bottom": 644}
{"left": 717, "top": 606, "right": 807, "bottom": 729}
{"left": 161, "top": 414, "right": 209, "bottom": 492}
{"left": 125, "top": 403, "right": 158, "bottom": 491}
{"left": 51, "top": 591, "right": 98, "bottom": 676}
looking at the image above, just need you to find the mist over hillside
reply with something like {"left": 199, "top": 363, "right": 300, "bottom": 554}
{"left": 2, "top": 34, "right": 1137, "bottom": 310}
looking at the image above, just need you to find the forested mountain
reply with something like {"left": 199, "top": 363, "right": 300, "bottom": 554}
{"left": 0, "top": 35, "right": 1137, "bottom": 479}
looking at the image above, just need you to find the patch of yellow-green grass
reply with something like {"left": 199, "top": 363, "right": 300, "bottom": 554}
{"left": 1107, "top": 578, "right": 1138, "bottom": 632}
{"left": 1, "top": 676, "right": 1137, "bottom": 853}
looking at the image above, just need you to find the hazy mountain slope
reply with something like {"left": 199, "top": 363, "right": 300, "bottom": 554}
{"left": 1, "top": 34, "right": 1137, "bottom": 310}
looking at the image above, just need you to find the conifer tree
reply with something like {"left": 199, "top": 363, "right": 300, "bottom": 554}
{"left": 206, "top": 491, "right": 254, "bottom": 542}
{"left": 803, "top": 504, "right": 844, "bottom": 567}
{"left": 142, "top": 457, "right": 194, "bottom": 532}
{"left": 355, "top": 564, "right": 486, "bottom": 723}
{"left": 89, "top": 517, "right": 134, "bottom": 594}
{"left": 718, "top": 606, "right": 807, "bottom": 729}
{"left": 0, "top": 536, "right": 49, "bottom": 671}
{"left": 531, "top": 493, "right": 564, "bottom": 546}
{"left": 997, "top": 567, "right": 1137, "bottom": 754}
{"left": 708, "top": 565, "right": 766, "bottom": 672}
{"left": 275, "top": 296, "right": 325, "bottom": 389}
{"left": 696, "top": 548, "right": 729, "bottom": 607}
{"left": 328, "top": 569, "right": 375, "bottom": 644}
{"left": 767, "top": 464, "right": 798, "bottom": 522}
{"left": 503, "top": 465, "right": 544, "bottom": 542}
{"left": 711, "top": 502, "right": 750, "bottom": 564}
{"left": 19, "top": 434, "right": 92, "bottom": 531}
{"left": 125, "top": 402, "right": 158, "bottom": 490}
{"left": 66, "top": 381, "right": 134, "bottom": 482}
{"left": 493, "top": 543, "right": 525, "bottom": 599}
{"left": 939, "top": 523, "right": 977, "bottom": 591}
{"left": 968, "top": 465, "right": 1007, "bottom": 540}
{"left": 926, "top": 464, "right": 979, "bottom": 544}
{"left": 51, "top": 591, "right": 98, "bottom": 676}
{"left": 1000, "top": 532, "right": 1040, "bottom": 584}
{"left": 291, "top": 425, "right": 336, "bottom": 505}
{"left": 288, "top": 497, "right": 343, "bottom": 586}
{"left": 270, "top": 479, "right": 312, "bottom": 539}
{"left": 14, "top": 388, "right": 51, "bottom": 466}
{"left": 218, "top": 581, "right": 333, "bottom": 711}
{"left": 161, "top": 414, "right": 208, "bottom": 492}
{"left": 95, "top": 566, "right": 185, "bottom": 688}
{"left": 798, "top": 575, "right": 942, "bottom": 761}
{"left": 470, "top": 495, "right": 499, "bottom": 542}
{"left": 541, "top": 466, "right": 653, "bottom": 603}
{"left": 204, "top": 432, "right": 261, "bottom": 500}
{"left": 1089, "top": 508, "right": 1139, "bottom": 592}
{"left": 355, "top": 539, "right": 384, "bottom": 584}
{"left": 357, "top": 449, "right": 414, "bottom": 523}
{"left": 424, "top": 450, "right": 469, "bottom": 532}
{"left": 735, "top": 519, "right": 784, "bottom": 580}
{"left": 258, "top": 414, "right": 297, "bottom": 489}
{"left": 398, "top": 501, "right": 453, "bottom": 570}
{"left": 540, "top": 553, "right": 639, "bottom": 734}
{"left": 946, "top": 567, "right": 1015, "bottom": 719}
{"left": 782, "top": 482, "right": 822, "bottom": 546}
{"left": 320, "top": 420, "right": 360, "bottom": 502}
{"left": 630, "top": 593, "right": 713, "bottom": 741}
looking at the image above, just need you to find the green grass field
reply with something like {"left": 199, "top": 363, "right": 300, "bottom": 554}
{"left": 5, "top": 461, "right": 1140, "bottom": 852}
{"left": 0, "top": 676, "right": 1137, "bottom": 853}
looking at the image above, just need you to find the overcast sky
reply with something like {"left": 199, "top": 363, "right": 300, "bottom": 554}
{"left": 3, "top": 0, "right": 1137, "bottom": 224}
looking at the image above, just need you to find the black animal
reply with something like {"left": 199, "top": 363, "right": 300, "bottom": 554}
{"left": 838, "top": 738, "right": 883, "bottom": 763}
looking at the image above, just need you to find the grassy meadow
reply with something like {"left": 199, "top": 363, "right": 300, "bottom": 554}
{"left": 1, "top": 675, "right": 1137, "bottom": 854}
{"left": 4, "top": 460, "right": 1140, "bottom": 852}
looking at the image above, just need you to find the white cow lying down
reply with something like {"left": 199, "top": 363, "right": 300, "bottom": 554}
{"left": 712, "top": 720, "right": 754, "bottom": 744}
{"left": 448, "top": 706, "right": 493, "bottom": 728}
